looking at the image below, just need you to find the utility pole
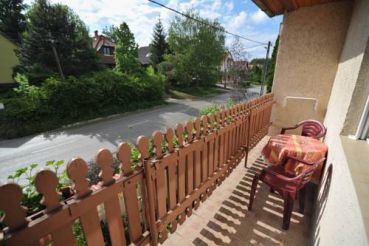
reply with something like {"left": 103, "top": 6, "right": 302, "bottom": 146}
{"left": 260, "top": 41, "right": 271, "bottom": 96}
{"left": 48, "top": 32, "right": 65, "bottom": 81}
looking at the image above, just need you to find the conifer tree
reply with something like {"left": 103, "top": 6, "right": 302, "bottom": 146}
{"left": 0, "top": 0, "right": 26, "bottom": 43}
{"left": 149, "top": 18, "right": 168, "bottom": 68}
{"left": 266, "top": 36, "right": 279, "bottom": 92}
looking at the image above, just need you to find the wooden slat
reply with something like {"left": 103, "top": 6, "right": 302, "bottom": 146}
{"left": 155, "top": 161, "right": 167, "bottom": 219}
{"left": 202, "top": 137, "right": 209, "bottom": 182}
{"left": 80, "top": 210, "right": 105, "bottom": 246}
{"left": 214, "top": 133, "right": 219, "bottom": 171}
{"left": 167, "top": 156, "right": 177, "bottom": 210}
{"left": 194, "top": 142, "right": 202, "bottom": 188}
{"left": 96, "top": 149, "right": 127, "bottom": 246}
{"left": 177, "top": 149, "right": 186, "bottom": 202}
{"left": 138, "top": 136, "right": 159, "bottom": 246}
{"left": 52, "top": 224, "right": 76, "bottom": 246}
{"left": 124, "top": 180, "right": 143, "bottom": 242}
{"left": 104, "top": 198, "right": 127, "bottom": 246}
{"left": 186, "top": 148, "right": 194, "bottom": 194}
{"left": 208, "top": 136, "right": 214, "bottom": 176}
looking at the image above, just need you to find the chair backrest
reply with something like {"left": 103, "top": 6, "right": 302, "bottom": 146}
{"left": 299, "top": 120, "right": 327, "bottom": 139}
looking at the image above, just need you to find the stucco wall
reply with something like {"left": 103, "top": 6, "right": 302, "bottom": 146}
{"left": 312, "top": 0, "right": 369, "bottom": 244}
{"left": 342, "top": 38, "right": 369, "bottom": 135}
{"left": 269, "top": 1, "right": 352, "bottom": 135}
{"left": 0, "top": 35, "right": 18, "bottom": 84}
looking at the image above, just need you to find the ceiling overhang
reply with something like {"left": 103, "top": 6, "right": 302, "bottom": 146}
{"left": 251, "top": 0, "right": 348, "bottom": 17}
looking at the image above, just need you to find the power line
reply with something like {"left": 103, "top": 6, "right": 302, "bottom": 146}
{"left": 148, "top": 0, "right": 268, "bottom": 45}
{"left": 245, "top": 44, "right": 267, "bottom": 50}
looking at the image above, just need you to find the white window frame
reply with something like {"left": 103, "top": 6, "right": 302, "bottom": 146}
{"left": 353, "top": 95, "right": 369, "bottom": 144}
{"left": 103, "top": 46, "right": 112, "bottom": 56}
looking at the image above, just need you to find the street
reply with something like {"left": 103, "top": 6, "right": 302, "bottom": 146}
{"left": 0, "top": 85, "right": 263, "bottom": 183}
{"left": 0, "top": 92, "right": 233, "bottom": 183}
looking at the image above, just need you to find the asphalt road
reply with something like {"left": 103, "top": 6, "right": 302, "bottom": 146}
{"left": 0, "top": 85, "right": 263, "bottom": 183}
{"left": 0, "top": 92, "right": 234, "bottom": 183}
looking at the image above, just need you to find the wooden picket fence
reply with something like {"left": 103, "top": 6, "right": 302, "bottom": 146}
{"left": 0, "top": 93, "right": 274, "bottom": 246}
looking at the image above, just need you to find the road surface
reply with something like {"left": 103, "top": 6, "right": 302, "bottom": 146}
{"left": 0, "top": 92, "right": 233, "bottom": 183}
{"left": 0, "top": 85, "right": 262, "bottom": 183}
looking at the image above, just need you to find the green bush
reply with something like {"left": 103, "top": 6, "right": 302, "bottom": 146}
{"left": 0, "top": 69, "right": 164, "bottom": 138}
{"left": 200, "top": 104, "right": 219, "bottom": 116}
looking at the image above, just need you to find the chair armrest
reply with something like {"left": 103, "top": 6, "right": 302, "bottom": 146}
{"left": 264, "top": 169, "right": 300, "bottom": 182}
{"left": 286, "top": 155, "right": 325, "bottom": 166}
{"left": 280, "top": 125, "right": 299, "bottom": 134}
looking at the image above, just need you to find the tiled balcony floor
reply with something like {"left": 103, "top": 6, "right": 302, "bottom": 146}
{"left": 164, "top": 137, "right": 314, "bottom": 245}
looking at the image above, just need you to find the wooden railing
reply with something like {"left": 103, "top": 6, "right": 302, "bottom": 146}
{"left": 0, "top": 93, "right": 274, "bottom": 246}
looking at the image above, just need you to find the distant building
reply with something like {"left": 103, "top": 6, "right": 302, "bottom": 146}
{"left": 233, "top": 60, "right": 250, "bottom": 71}
{"left": 220, "top": 51, "right": 234, "bottom": 84}
{"left": 0, "top": 32, "right": 19, "bottom": 86}
{"left": 92, "top": 30, "right": 116, "bottom": 68}
{"left": 138, "top": 46, "right": 151, "bottom": 67}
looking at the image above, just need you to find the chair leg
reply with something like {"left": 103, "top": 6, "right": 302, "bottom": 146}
{"left": 298, "top": 187, "right": 306, "bottom": 214}
{"left": 248, "top": 174, "right": 259, "bottom": 211}
{"left": 282, "top": 193, "right": 294, "bottom": 230}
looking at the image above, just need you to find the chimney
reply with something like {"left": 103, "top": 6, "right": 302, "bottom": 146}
{"left": 94, "top": 30, "right": 99, "bottom": 37}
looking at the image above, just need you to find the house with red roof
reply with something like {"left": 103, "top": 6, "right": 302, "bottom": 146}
{"left": 92, "top": 30, "right": 116, "bottom": 68}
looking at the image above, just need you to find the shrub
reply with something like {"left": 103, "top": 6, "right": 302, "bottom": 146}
{"left": 200, "top": 104, "right": 219, "bottom": 116}
{"left": 0, "top": 69, "right": 165, "bottom": 138}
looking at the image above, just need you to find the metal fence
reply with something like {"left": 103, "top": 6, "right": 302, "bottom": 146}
{"left": 0, "top": 93, "right": 274, "bottom": 246}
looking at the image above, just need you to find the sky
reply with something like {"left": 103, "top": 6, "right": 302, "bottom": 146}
{"left": 25, "top": 0, "right": 283, "bottom": 59}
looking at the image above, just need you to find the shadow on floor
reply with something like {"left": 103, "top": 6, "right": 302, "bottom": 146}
{"left": 191, "top": 156, "right": 317, "bottom": 246}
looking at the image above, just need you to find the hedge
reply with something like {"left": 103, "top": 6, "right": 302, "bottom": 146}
{"left": 0, "top": 69, "right": 164, "bottom": 138}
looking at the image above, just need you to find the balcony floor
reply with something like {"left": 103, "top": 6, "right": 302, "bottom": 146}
{"left": 164, "top": 137, "right": 314, "bottom": 245}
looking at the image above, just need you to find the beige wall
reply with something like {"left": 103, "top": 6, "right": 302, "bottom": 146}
{"left": 313, "top": 0, "right": 369, "bottom": 244}
{"left": 0, "top": 35, "right": 18, "bottom": 84}
{"left": 342, "top": 38, "right": 369, "bottom": 135}
{"left": 270, "top": 1, "right": 352, "bottom": 135}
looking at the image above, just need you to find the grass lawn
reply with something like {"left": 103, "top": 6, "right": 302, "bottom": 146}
{"left": 169, "top": 86, "right": 225, "bottom": 100}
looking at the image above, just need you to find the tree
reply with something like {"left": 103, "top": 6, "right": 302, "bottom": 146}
{"left": 102, "top": 25, "right": 117, "bottom": 43}
{"left": 149, "top": 17, "right": 168, "bottom": 69}
{"left": 112, "top": 22, "right": 141, "bottom": 75}
{"left": 16, "top": 0, "right": 98, "bottom": 84}
{"left": 167, "top": 10, "right": 225, "bottom": 87}
{"left": 266, "top": 36, "right": 279, "bottom": 92}
{"left": 0, "top": 0, "right": 26, "bottom": 43}
{"left": 229, "top": 37, "right": 250, "bottom": 88}
{"left": 230, "top": 37, "right": 247, "bottom": 61}
{"left": 250, "top": 65, "right": 262, "bottom": 84}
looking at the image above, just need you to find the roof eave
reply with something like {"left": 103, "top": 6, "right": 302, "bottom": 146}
{"left": 251, "top": 0, "right": 276, "bottom": 17}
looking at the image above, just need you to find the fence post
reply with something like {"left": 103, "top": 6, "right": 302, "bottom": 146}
{"left": 244, "top": 104, "right": 252, "bottom": 168}
{"left": 137, "top": 136, "right": 158, "bottom": 246}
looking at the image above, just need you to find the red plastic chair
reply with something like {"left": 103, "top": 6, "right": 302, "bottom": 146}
{"left": 248, "top": 155, "right": 325, "bottom": 230}
{"left": 281, "top": 120, "right": 327, "bottom": 139}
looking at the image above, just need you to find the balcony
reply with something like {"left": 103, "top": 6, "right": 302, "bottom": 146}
{"left": 1, "top": 95, "right": 302, "bottom": 246}
{"left": 163, "top": 136, "right": 317, "bottom": 245}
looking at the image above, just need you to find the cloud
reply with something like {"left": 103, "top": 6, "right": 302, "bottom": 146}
{"left": 229, "top": 11, "right": 247, "bottom": 29}
{"left": 225, "top": 1, "right": 234, "bottom": 12}
{"left": 24, "top": 0, "right": 281, "bottom": 58}
{"left": 251, "top": 9, "right": 267, "bottom": 23}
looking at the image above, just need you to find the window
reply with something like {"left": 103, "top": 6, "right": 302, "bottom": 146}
{"left": 102, "top": 46, "right": 112, "bottom": 56}
{"left": 354, "top": 96, "right": 369, "bottom": 143}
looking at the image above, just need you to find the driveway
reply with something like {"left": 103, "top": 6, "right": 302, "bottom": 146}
{"left": 0, "top": 92, "right": 232, "bottom": 183}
